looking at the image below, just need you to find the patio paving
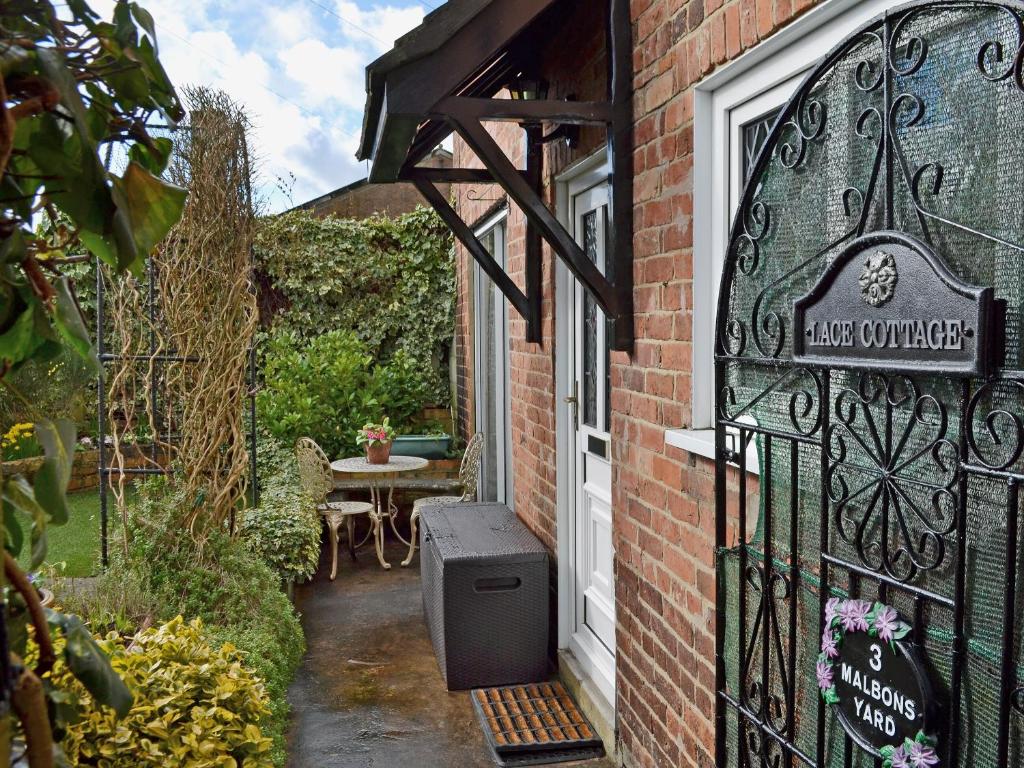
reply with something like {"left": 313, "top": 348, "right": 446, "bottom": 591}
{"left": 286, "top": 535, "right": 616, "bottom": 768}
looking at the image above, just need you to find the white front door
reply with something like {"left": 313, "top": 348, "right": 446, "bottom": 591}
{"left": 567, "top": 181, "right": 616, "bottom": 703}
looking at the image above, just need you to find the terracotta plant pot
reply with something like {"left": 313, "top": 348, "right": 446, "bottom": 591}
{"left": 366, "top": 441, "right": 392, "bottom": 465}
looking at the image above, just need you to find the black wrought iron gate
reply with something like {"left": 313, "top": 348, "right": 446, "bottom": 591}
{"left": 713, "top": 2, "right": 1024, "bottom": 766}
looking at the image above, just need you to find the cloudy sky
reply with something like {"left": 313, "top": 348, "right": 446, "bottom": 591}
{"left": 97, "top": 0, "right": 432, "bottom": 212}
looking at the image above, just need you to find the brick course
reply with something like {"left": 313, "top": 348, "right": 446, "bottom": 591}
{"left": 451, "top": 0, "right": 823, "bottom": 765}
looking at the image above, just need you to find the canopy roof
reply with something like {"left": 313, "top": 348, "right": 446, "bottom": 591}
{"left": 357, "top": 0, "right": 562, "bottom": 182}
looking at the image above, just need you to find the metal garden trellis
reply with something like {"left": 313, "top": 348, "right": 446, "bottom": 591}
{"left": 95, "top": 125, "right": 260, "bottom": 567}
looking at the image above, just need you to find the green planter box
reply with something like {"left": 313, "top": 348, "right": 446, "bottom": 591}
{"left": 392, "top": 435, "right": 452, "bottom": 460}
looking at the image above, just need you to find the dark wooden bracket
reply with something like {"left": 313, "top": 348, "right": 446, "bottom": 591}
{"left": 403, "top": 0, "right": 633, "bottom": 352}
{"left": 407, "top": 169, "right": 541, "bottom": 343}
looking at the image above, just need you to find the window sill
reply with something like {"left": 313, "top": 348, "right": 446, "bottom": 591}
{"left": 664, "top": 428, "right": 762, "bottom": 475}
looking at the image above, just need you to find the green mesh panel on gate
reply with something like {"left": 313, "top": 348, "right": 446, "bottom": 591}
{"left": 715, "top": 3, "right": 1024, "bottom": 766}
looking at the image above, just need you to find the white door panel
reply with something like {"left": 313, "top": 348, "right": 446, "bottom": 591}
{"left": 569, "top": 181, "right": 616, "bottom": 696}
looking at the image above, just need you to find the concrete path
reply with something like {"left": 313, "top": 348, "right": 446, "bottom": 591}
{"left": 286, "top": 538, "right": 614, "bottom": 768}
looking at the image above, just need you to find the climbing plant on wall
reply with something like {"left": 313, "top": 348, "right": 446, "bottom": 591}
{"left": 254, "top": 207, "right": 455, "bottom": 403}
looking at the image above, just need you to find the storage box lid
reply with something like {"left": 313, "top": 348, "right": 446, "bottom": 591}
{"left": 421, "top": 503, "right": 548, "bottom": 564}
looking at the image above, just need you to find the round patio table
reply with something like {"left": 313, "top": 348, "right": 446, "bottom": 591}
{"left": 331, "top": 455, "right": 429, "bottom": 570}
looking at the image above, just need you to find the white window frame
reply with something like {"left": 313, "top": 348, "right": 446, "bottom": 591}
{"left": 668, "top": 0, "right": 895, "bottom": 466}
{"left": 473, "top": 208, "right": 513, "bottom": 507}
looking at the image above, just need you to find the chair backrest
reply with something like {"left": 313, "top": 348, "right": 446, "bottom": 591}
{"left": 458, "top": 432, "right": 485, "bottom": 502}
{"left": 295, "top": 437, "right": 333, "bottom": 505}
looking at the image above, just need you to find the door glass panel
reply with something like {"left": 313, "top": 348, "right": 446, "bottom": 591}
{"left": 582, "top": 210, "right": 600, "bottom": 429}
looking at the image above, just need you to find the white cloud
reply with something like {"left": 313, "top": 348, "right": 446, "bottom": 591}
{"left": 261, "top": 4, "right": 318, "bottom": 47}
{"left": 333, "top": 1, "right": 425, "bottom": 51}
{"left": 279, "top": 39, "right": 367, "bottom": 110}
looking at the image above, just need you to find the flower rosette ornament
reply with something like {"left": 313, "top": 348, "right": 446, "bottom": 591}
{"left": 859, "top": 251, "right": 899, "bottom": 307}
{"left": 880, "top": 732, "right": 940, "bottom": 768}
{"left": 817, "top": 599, "right": 936, "bottom": 765}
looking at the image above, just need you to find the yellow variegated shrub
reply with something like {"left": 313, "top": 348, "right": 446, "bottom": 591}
{"left": 52, "top": 616, "right": 274, "bottom": 767}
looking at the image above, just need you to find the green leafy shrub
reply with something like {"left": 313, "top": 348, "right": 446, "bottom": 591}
{"left": 241, "top": 432, "right": 321, "bottom": 585}
{"left": 205, "top": 622, "right": 298, "bottom": 768}
{"left": 51, "top": 616, "right": 274, "bottom": 767}
{"left": 257, "top": 329, "right": 427, "bottom": 458}
{"left": 86, "top": 479, "right": 306, "bottom": 766}
{"left": 254, "top": 207, "right": 455, "bottom": 403}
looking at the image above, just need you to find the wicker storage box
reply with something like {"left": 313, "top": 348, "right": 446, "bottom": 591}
{"left": 420, "top": 502, "right": 549, "bottom": 691}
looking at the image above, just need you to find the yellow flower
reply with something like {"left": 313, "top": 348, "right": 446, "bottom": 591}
{"left": 2, "top": 423, "right": 35, "bottom": 452}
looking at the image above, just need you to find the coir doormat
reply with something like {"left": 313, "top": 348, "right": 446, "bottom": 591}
{"left": 471, "top": 682, "right": 606, "bottom": 766}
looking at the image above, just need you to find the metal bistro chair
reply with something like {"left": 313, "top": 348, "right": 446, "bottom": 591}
{"left": 295, "top": 437, "right": 373, "bottom": 581}
{"left": 401, "top": 432, "right": 485, "bottom": 567}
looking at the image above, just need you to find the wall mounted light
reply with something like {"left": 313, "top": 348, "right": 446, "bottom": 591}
{"left": 507, "top": 73, "right": 549, "bottom": 101}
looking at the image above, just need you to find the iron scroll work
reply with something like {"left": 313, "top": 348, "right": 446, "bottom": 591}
{"left": 714, "top": 2, "right": 1024, "bottom": 768}
{"left": 793, "top": 232, "right": 1005, "bottom": 376}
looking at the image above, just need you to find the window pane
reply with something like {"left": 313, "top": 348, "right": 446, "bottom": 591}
{"left": 742, "top": 112, "right": 778, "bottom": 183}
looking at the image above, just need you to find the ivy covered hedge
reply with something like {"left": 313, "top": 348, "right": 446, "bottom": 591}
{"left": 255, "top": 208, "right": 455, "bottom": 403}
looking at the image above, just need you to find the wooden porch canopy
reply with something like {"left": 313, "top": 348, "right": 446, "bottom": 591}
{"left": 357, "top": 0, "right": 634, "bottom": 352}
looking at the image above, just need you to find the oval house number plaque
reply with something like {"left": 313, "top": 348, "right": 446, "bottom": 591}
{"left": 817, "top": 599, "right": 939, "bottom": 766}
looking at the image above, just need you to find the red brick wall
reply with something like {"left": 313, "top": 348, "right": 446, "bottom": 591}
{"left": 621, "top": 3, "right": 821, "bottom": 762}
{"left": 452, "top": 0, "right": 824, "bottom": 766}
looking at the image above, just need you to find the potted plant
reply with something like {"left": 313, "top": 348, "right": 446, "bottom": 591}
{"left": 357, "top": 418, "right": 397, "bottom": 465}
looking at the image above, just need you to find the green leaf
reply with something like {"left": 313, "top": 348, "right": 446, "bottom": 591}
{"left": 30, "top": 527, "right": 48, "bottom": 571}
{"left": 128, "top": 136, "right": 173, "bottom": 175}
{"left": 78, "top": 230, "right": 118, "bottom": 270}
{"left": 129, "top": 3, "right": 157, "bottom": 42}
{"left": 892, "top": 624, "right": 911, "bottom": 641}
{"left": 2, "top": 475, "right": 42, "bottom": 557}
{"left": 52, "top": 277, "right": 99, "bottom": 372}
{"left": 0, "top": 306, "right": 43, "bottom": 368}
{"left": 33, "top": 419, "right": 77, "bottom": 527}
{"left": 111, "top": 161, "right": 187, "bottom": 256}
{"left": 52, "top": 613, "right": 133, "bottom": 717}
{"left": 0, "top": 223, "right": 28, "bottom": 265}
{"left": 4, "top": 499, "right": 25, "bottom": 558}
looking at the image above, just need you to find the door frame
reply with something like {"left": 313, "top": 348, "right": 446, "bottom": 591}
{"left": 472, "top": 208, "right": 513, "bottom": 505}
{"left": 555, "top": 148, "right": 615, "bottom": 709}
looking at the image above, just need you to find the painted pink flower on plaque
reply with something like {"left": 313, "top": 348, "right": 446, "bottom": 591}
{"left": 889, "top": 746, "right": 910, "bottom": 768}
{"left": 907, "top": 742, "right": 939, "bottom": 767}
{"left": 820, "top": 630, "right": 839, "bottom": 659}
{"left": 825, "top": 597, "right": 841, "bottom": 625}
{"left": 874, "top": 605, "right": 901, "bottom": 642}
{"left": 815, "top": 659, "right": 833, "bottom": 691}
{"left": 839, "top": 599, "right": 871, "bottom": 632}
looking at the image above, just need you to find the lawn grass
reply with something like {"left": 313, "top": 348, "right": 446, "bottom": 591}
{"left": 19, "top": 489, "right": 104, "bottom": 578}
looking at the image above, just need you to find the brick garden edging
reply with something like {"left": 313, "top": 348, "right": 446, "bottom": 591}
{"left": 1, "top": 445, "right": 170, "bottom": 492}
